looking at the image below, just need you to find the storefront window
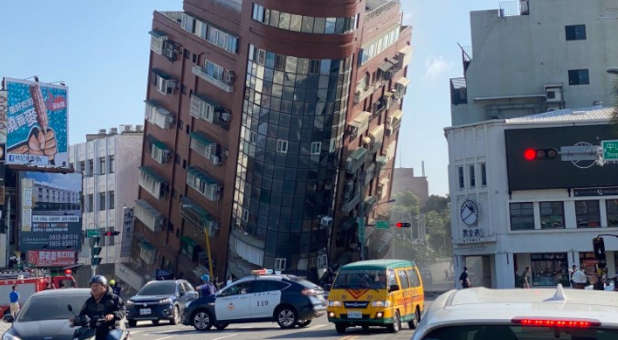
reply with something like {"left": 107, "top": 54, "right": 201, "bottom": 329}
{"left": 579, "top": 252, "right": 600, "bottom": 285}
{"left": 575, "top": 200, "right": 601, "bottom": 228}
{"left": 606, "top": 199, "right": 618, "bottom": 227}
{"left": 539, "top": 201, "right": 564, "bottom": 229}
{"left": 530, "top": 253, "right": 569, "bottom": 287}
{"left": 509, "top": 202, "right": 534, "bottom": 231}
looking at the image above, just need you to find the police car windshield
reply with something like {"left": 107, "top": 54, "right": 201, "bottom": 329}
{"left": 333, "top": 270, "right": 386, "bottom": 290}
{"left": 18, "top": 294, "right": 89, "bottom": 321}
{"left": 422, "top": 325, "right": 618, "bottom": 340}
{"left": 138, "top": 281, "right": 176, "bottom": 296}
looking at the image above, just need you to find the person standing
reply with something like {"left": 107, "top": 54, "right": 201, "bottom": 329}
{"left": 9, "top": 286, "right": 19, "bottom": 319}
{"left": 523, "top": 267, "right": 532, "bottom": 288}
{"left": 571, "top": 266, "right": 588, "bottom": 289}
{"left": 198, "top": 274, "right": 216, "bottom": 298}
{"left": 459, "top": 267, "right": 470, "bottom": 289}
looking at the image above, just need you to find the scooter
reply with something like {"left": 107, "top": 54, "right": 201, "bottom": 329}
{"left": 68, "top": 305, "right": 129, "bottom": 340}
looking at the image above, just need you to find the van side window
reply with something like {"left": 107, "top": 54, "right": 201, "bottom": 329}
{"left": 387, "top": 270, "right": 398, "bottom": 289}
{"left": 397, "top": 270, "right": 410, "bottom": 289}
{"left": 407, "top": 269, "right": 421, "bottom": 288}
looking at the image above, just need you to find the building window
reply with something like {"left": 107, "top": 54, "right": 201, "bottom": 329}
{"left": 481, "top": 163, "right": 487, "bottom": 186}
{"left": 87, "top": 194, "right": 93, "bottom": 213}
{"left": 607, "top": 200, "right": 618, "bottom": 227}
{"left": 530, "top": 253, "right": 569, "bottom": 287}
{"left": 274, "top": 258, "right": 287, "bottom": 271}
{"left": 79, "top": 161, "right": 85, "bottom": 173}
{"left": 540, "top": 201, "right": 565, "bottom": 229}
{"left": 108, "top": 191, "right": 114, "bottom": 210}
{"left": 99, "top": 192, "right": 106, "bottom": 211}
{"left": 510, "top": 202, "right": 534, "bottom": 230}
{"left": 469, "top": 165, "right": 475, "bottom": 187}
{"left": 565, "top": 25, "right": 586, "bottom": 41}
{"left": 87, "top": 159, "right": 94, "bottom": 177}
{"left": 108, "top": 156, "right": 114, "bottom": 174}
{"left": 98, "top": 157, "right": 106, "bottom": 175}
{"left": 310, "top": 142, "right": 321, "bottom": 155}
{"left": 575, "top": 200, "right": 601, "bottom": 228}
{"left": 568, "top": 69, "right": 590, "bottom": 85}
{"left": 276, "top": 139, "right": 288, "bottom": 154}
{"left": 458, "top": 166, "right": 464, "bottom": 189}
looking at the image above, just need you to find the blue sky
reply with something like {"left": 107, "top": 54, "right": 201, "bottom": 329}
{"left": 1, "top": 0, "right": 498, "bottom": 195}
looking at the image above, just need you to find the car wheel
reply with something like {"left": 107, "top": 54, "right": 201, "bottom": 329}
{"left": 276, "top": 306, "right": 297, "bottom": 329}
{"left": 128, "top": 320, "right": 137, "bottom": 328}
{"left": 335, "top": 323, "right": 347, "bottom": 334}
{"left": 192, "top": 310, "right": 213, "bottom": 331}
{"left": 170, "top": 306, "right": 180, "bottom": 325}
{"left": 152, "top": 320, "right": 160, "bottom": 326}
{"left": 215, "top": 322, "right": 229, "bottom": 330}
{"left": 388, "top": 310, "right": 401, "bottom": 333}
{"left": 408, "top": 307, "right": 421, "bottom": 329}
{"left": 296, "top": 320, "right": 312, "bottom": 328}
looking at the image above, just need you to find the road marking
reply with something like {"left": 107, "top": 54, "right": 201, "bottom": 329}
{"left": 213, "top": 333, "right": 238, "bottom": 340}
{"left": 339, "top": 336, "right": 359, "bottom": 340}
{"left": 309, "top": 324, "right": 328, "bottom": 330}
{"left": 154, "top": 336, "right": 174, "bottom": 340}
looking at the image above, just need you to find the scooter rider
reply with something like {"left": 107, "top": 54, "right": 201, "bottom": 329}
{"left": 74, "top": 275, "right": 125, "bottom": 340}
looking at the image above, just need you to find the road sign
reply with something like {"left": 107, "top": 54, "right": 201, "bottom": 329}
{"left": 602, "top": 140, "right": 618, "bottom": 161}
{"left": 86, "top": 230, "right": 100, "bottom": 238}
{"left": 376, "top": 220, "right": 389, "bottom": 229}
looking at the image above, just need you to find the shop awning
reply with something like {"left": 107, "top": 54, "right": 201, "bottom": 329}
{"left": 139, "top": 240, "right": 154, "bottom": 251}
{"left": 152, "top": 68, "right": 172, "bottom": 79}
{"left": 181, "top": 236, "right": 197, "bottom": 255}
{"left": 149, "top": 30, "right": 167, "bottom": 39}
{"left": 187, "top": 167, "right": 218, "bottom": 185}
{"left": 190, "top": 131, "right": 215, "bottom": 146}
{"left": 148, "top": 135, "right": 169, "bottom": 151}
{"left": 349, "top": 111, "right": 372, "bottom": 135}
{"left": 369, "top": 125, "right": 385, "bottom": 143}
{"left": 378, "top": 62, "right": 395, "bottom": 73}
{"left": 390, "top": 109, "right": 404, "bottom": 121}
{"left": 139, "top": 166, "right": 166, "bottom": 183}
{"left": 181, "top": 196, "right": 217, "bottom": 234}
{"left": 396, "top": 77, "right": 410, "bottom": 87}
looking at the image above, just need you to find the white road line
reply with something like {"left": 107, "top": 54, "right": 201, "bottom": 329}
{"left": 309, "top": 324, "right": 328, "bottom": 330}
{"left": 213, "top": 333, "right": 238, "bottom": 340}
{"left": 154, "top": 336, "right": 174, "bottom": 340}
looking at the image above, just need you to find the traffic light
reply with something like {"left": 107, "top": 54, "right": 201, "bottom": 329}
{"left": 396, "top": 222, "right": 411, "bottom": 228}
{"left": 104, "top": 230, "right": 120, "bottom": 237}
{"left": 593, "top": 236, "right": 607, "bottom": 269}
{"left": 523, "top": 148, "right": 558, "bottom": 161}
{"left": 91, "top": 235, "right": 102, "bottom": 266}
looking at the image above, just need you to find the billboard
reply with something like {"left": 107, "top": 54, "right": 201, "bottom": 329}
{"left": 0, "top": 90, "right": 6, "bottom": 161}
{"left": 505, "top": 124, "right": 618, "bottom": 191}
{"left": 27, "top": 250, "right": 76, "bottom": 267}
{"left": 5, "top": 78, "right": 68, "bottom": 167}
{"left": 20, "top": 171, "right": 82, "bottom": 252}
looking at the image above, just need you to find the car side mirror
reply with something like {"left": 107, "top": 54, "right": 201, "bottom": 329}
{"left": 389, "top": 284, "right": 399, "bottom": 293}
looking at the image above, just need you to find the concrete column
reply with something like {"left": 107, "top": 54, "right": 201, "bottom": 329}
{"left": 454, "top": 255, "right": 465, "bottom": 289}
{"left": 495, "top": 252, "right": 515, "bottom": 289}
{"left": 600, "top": 199, "right": 608, "bottom": 227}
{"left": 607, "top": 251, "right": 616, "bottom": 278}
{"left": 533, "top": 202, "right": 541, "bottom": 230}
{"left": 565, "top": 201, "right": 577, "bottom": 229}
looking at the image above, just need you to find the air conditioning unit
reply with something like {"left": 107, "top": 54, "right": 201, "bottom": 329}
{"left": 211, "top": 155, "right": 221, "bottom": 166}
{"left": 320, "top": 216, "right": 333, "bottom": 227}
{"left": 220, "top": 112, "right": 231, "bottom": 122}
{"left": 544, "top": 85, "right": 563, "bottom": 104}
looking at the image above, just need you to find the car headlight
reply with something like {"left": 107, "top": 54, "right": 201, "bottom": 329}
{"left": 158, "top": 298, "right": 173, "bottom": 305}
{"left": 371, "top": 301, "right": 391, "bottom": 307}
{"left": 328, "top": 300, "right": 342, "bottom": 307}
{"left": 2, "top": 332, "right": 21, "bottom": 340}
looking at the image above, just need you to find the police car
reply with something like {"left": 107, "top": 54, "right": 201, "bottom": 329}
{"left": 412, "top": 284, "right": 618, "bottom": 340}
{"left": 182, "top": 269, "right": 327, "bottom": 331}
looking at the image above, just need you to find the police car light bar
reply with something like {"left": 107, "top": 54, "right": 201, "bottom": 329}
{"left": 512, "top": 317, "right": 601, "bottom": 328}
{"left": 251, "top": 269, "right": 274, "bottom": 275}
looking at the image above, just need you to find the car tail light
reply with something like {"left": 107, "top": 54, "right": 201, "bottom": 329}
{"left": 302, "top": 288, "right": 319, "bottom": 296}
{"left": 512, "top": 317, "right": 601, "bottom": 328}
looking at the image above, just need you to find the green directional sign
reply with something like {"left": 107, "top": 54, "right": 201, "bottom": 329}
{"left": 86, "top": 230, "right": 100, "bottom": 238}
{"left": 376, "top": 220, "right": 389, "bottom": 229}
{"left": 602, "top": 140, "right": 618, "bottom": 161}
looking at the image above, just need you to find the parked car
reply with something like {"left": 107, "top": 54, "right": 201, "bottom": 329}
{"left": 2, "top": 288, "right": 92, "bottom": 339}
{"left": 182, "top": 269, "right": 326, "bottom": 331}
{"left": 126, "top": 279, "right": 198, "bottom": 327}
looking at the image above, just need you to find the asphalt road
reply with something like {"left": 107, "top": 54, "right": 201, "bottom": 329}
{"left": 127, "top": 315, "right": 417, "bottom": 340}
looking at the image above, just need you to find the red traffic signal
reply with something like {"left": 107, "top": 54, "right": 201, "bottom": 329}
{"left": 104, "top": 231, "right": 120, "bottom": 237}
{"left": 523, "top": 148, "right": 558, "bottom": 161}
{"left": 396, "top": 222, "right": 411, "bottom": 228}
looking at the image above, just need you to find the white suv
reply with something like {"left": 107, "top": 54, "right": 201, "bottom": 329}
{"left": 412, "top": 285, "right": 618, "bottom": 340}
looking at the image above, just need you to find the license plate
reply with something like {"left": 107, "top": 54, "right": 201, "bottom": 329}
{"left": 347, "top": 311, "right": 362, "bottom": 319}
{"left": 140, "top": 308, "right": 152, "bottom": 315}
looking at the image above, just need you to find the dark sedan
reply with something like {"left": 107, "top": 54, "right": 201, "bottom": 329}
{"left": 2, "top": 288, "right": 91, "bottom": 340}
{"left": 126, "top": 279, "right": 198, "bottom": 327}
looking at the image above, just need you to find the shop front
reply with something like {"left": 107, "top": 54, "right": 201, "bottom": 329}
{"left": 514, "top": 253, "right": 569, "bottom": 288}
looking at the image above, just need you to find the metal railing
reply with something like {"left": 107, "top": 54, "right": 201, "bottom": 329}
{"left": 499, "top": 1, "right": 526, "bottom": 17}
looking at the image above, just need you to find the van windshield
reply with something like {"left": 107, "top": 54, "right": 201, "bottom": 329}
{"left": 333, "top": 270, "right": 386, "bottom": 290}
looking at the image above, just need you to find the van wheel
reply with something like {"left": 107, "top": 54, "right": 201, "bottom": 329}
{"left": 388, "top": 311, "right": 401, "bottom": 333}
{"left": 408, "top": 308, "right": 421, "bottom": 329}
{"left": 335, "top": 323, "right": 347, "bottom": 334}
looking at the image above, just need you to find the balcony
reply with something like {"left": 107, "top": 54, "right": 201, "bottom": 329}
{"left": 145, "top": 100, "right": 174, "bottom": 129}
{"left": 384, "top": 141, "right": 397, "bottom": 161}
{"left": 378, "top": 60, "right": 398, "bottom": 81}
{"left": 187, "top": 167, "right": 222, "bottom": 202}
{"left": 398, "top": 45, "right": 412, "bottom": 69}
{"left": 386, "top": 110, "right": 403, "bottom": 136}
{"left": 190, "top": 131, "right": 221, "bottom": 165}
{"left": 139, "top": 166, "right": 168, "bottom": 200}
{"left": 134, "top": 199, "right": 164, "bottom": 233}
{"left": 342, "top": 191, "right": 362, "bottom": 213}
{"left": 354, "top": 83, "right": 379, "bottom": 104}
{"left": 149, "top": 30, "right": 167, "bottom": 55}
{"left": 369, "top": 125, "right": 385, "bottom": 151}
{"left": 395, "top": 77, "right": 409, "bottom": 99}
{"left": 138, "top": 240, "right": 156, "bottom": 265}
{"left": 190, "top": 93, "right": 231, "bottom": 128}
{"left": 450, "top": 77, "right": 467, "bottom": 105}
{"left": 363, "top": 163, "right": 376, "bottom": 185}
{"left": 181, "top": 196, "right": 218, "bottom": 237}
{"left": 192, "top": 65, "right": 233, "bottom": 93}
{"left": 148, "top": 135, "right": 171, "bottom": 164}
{"left": 348, "top": 111, "right": 371, "bottom": 137}
{"left": 152, "top": 69, "right": 177, "bottom": 96}
{"left": 373, "top": 98, "right": 388, "bottom": 116}
{"left": 345, "top": 147, "right": 368, "bottom": 174}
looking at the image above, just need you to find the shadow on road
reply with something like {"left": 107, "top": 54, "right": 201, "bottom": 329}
{"left": 263, "top": 327, "right": 414, "bottom": 339}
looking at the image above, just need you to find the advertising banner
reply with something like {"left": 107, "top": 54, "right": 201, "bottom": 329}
{"left": 5, "top": 78, "right": 68, "bottom": 167}
{"left": 0, "top": 90, "right": 6, "bottom": 161}
{"left": 27, "top": 250, "right": 76, "bottom": 267}
{"left": 20, "top": 171, "right": 82, "bottom": 252}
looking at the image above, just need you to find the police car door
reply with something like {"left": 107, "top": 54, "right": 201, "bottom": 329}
{"left": 215, "top": 281, "right": 253, "bottom": 320}
{"left": 251, "top": 280, "right": 285, "bottom": 318}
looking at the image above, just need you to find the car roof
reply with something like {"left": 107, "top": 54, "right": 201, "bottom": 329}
{"left": 32, "top": 288, "right": 91, "bottom": 297}
{"left": 339, "top": 259, "right": 416, "bottom": 271}
{"left": 417, "top": 286, "right": 618, "bottom": 337}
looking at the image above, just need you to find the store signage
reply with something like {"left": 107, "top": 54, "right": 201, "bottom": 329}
{"left": 574, "top": 186, "right": 618, "bottom": 197}
{"left": 27, "top": 250, "right": 75, "bottom": 267}
{"left": 460, "top": 200, "right": 479, "bottom": 226}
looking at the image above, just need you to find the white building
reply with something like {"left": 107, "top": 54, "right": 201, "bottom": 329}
{"left": 69, "top": 125, "right": 143, "bottom": 265}
{"left": 446, "top": 107, "right": 618, "bottom": 289}
{"left": 450, "top": 0, "right": 618, "bottom": 126}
